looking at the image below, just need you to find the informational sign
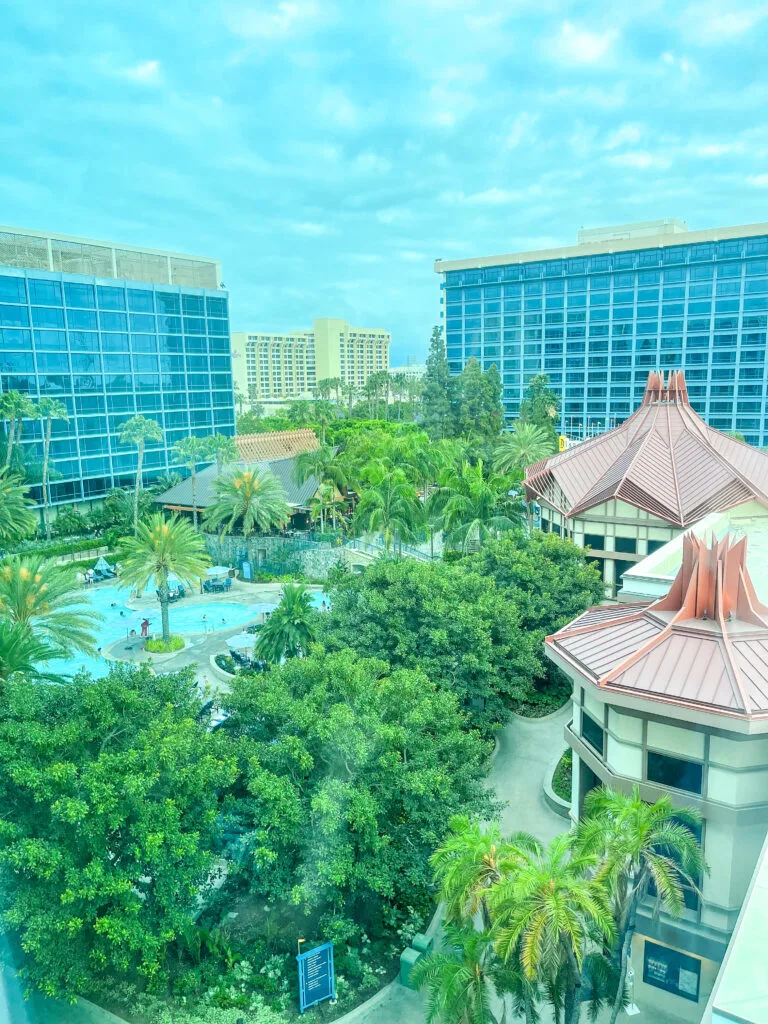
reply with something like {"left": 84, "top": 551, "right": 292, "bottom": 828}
{"left": 558, "top": 434, "right": 568, "bottom": 452}
{"left": 297, "top": 941, "right": 335, "bottom": 1013}
{"left": 643, "top": 940, "right": 700, "bottom": 1002}
{"left": 241, "top": 560, "right": 252, "bottom": 581}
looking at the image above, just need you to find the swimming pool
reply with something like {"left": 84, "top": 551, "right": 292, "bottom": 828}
{"left": 45, "top": 582, "right": 326, "bottom": 679}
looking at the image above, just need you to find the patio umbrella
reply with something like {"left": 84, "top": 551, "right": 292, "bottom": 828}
{"left": 207, "top": 565, "right": 232, "bottom": 577}
{"left": 227, "top": 632, "right": 256, "bottom": 652}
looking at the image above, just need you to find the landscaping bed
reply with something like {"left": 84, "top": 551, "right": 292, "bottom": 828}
{"left": 551, "top": 749, "right": 573, "bottom": 801}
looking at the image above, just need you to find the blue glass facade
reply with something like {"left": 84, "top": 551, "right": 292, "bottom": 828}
{"left": 0, "top": 267, "right": 235, "bottom": 505}
{"left": 440, "top": 232, "right": 768, "bottom": 445}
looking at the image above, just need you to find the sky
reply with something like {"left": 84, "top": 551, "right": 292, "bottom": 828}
{"left": 2, "top": 1, "right": 768, "bottom": 366}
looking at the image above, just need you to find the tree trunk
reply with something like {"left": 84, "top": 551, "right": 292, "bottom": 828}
{"left": 523, "top": 992, "right": 535, "bottom": 1024}
{"left": 321, "top": 421, "right": 326, "bottom": 443}
{"left": 4, "top": 416, "right": 18, "bottom": 469}
{"left": 609, "top": 886, "right": 641, "bottom": 1024}
{"left": 43, "top": 416, "right": 52, "bottom": 541}
{"left": 134, "top": 441, "right": 144, "bottom": 535}
{"left": 192, "top": 469, "right": 198, "bottom": 531}
{"left": 565, "top": 949, "right": 582, "bottom": 1024}
{"left": 217, "top": 455, "right": 223, "bottom": 476}
{"left": 158, "top": 570, "right": 171, "bottom": 645}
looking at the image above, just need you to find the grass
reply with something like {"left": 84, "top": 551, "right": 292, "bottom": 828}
{"left": 551, "top": 749, "right": 573, "bottom": 802}
{"left": 145, "top": 635, "right": 185, "bottom": 654}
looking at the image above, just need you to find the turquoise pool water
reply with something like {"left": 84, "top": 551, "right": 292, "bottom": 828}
{"left": 46, "top": 583, "right": 326, "bottom": 680}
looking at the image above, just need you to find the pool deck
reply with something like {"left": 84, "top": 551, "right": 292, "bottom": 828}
{"left": 101, "top": 577, "right": 323, "bottom": 694}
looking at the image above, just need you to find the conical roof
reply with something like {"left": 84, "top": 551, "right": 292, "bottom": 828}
{"left": 546, "top": 533, "right": 768, "bottom": 719}
{"left": 525, "top": 370, "right": 768, "bottom": 526}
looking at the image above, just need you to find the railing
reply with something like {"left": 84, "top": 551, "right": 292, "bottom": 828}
{"left": 343, "top": 538, "right": 436, "bottom": 562}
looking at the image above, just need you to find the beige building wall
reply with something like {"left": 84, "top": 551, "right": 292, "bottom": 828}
{"left": 540, "top": 498, "right": 683, "bottom": 598}
{"left": 552, "top": 667, "right": 768, "bottom": 1022}
{"left": 232, "top": 318, "right": 391, "bottom": 403}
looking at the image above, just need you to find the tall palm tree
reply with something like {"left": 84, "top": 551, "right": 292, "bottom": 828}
{"left": 118, "top": 514, "right": 210, "bottom": 645}
{"left": 431, "top": 815, "right": 541, "bottom": 930}
{"left": 205, "top": 433, "right": 239, "bottom": 476}
{"left": 0, "top": 555, "right": 102, "bottom": 658}
{"left": 172, "top": 435, "right": 210, "bottom": 531}
{"left": 490, "top": 833, "right": 615, "bottom": 1024}
{"left": 308, "top": 483, "right": 347, "bottom": 534}
{"left": 434, "top": 461, "right": 524, "bottom": 554}
{"left": 233, "top": 386, "right": 247, "bottom": 417}
{"left": 119, "top": 415, "right": 163, "bottom": 535}
{"left": 390, "top": 372, "right": 409, "bottom": 420}
{"left": 1, "top": 391, "right": 29, "bottom": 470}
{"left": 203, "top": 467, "right": 289, "bottom": 539}
{"left": 312, "top": 399, "right": 337, "bottom": 443}
{"left": 294, "top": 444, "right": 347, "bottom": 532}
{"left": 494, "top": 423, "right": 556, "bottom": 475}
{"left": 342, "top": 382, "right": 358, "bottom": 413}
{"left": 254, "top": 582, "right": 316, "bottom": 663}
{"left": 37, "top": 397, "right": 69, "bottom": 541}
{"left": 0, "top": 470, "right": 36, "bottom": 544}
{"left": 286, "top": 400, "right": 313, "bottom": 427}
{"left": 411, "top": 925, "right": 508, "bottom": 1024}
{"left": 353, "top": 471, "right": 422, "bottom": 552}
{"left": 577, "top": 786, "right": 705, "bottom": 1024}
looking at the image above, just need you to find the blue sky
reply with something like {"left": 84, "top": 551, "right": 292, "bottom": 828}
{"left": 2, "top": 1, "right": 768, "bottom": 364}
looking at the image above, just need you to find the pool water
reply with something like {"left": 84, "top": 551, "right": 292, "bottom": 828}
{"left": 45, "top": 582, "right": 326, "bottom": 680}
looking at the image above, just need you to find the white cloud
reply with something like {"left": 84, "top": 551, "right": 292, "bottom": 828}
{"left": 121, "top": 60, "right": 162, "bottom": 85}
{"left": 224, "top": 1, "right": 326, "bottom": 41}
{"left": 317, "top": 87, "right": 360, "bottom": 128}
{"left": 288, "top": 221, "right": 330, "bottom": 236}
{"left": 440, "top": 186, "right": 544, "bottom": 205}
{"left": 661, "top": 51, "right": 697, "bottom": 74}
{"left": 688, "top": 141, "right": 744, "bottom": 157}
{"left": 506, "top": 112, "right": 538, "bottom": 149}
{"left": 682, "top": 2, "right": 768, "bottom": 44}
{"left": 353, "top": 151, "right": 391, "bottom": 174}
{"left": 550, "top": 21, "right": 618, "bottom": 64}
{"left": 747, "top": 174, "right": 768, "bottom": 187}
{"left": 376, "top": 206, "right": 413, "bottom": 226}
{"left": 604, "top": 123, "right": 643, "bottom": 149}
{"left": 399, "top": 250, "right": 427, "bottom": 262}
{"left": 607, "top": 151, "right": 671, "bottom": 169}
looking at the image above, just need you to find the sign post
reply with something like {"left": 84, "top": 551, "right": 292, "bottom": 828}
{"left": 297, "top": 941, "right": 335, "bottom": 1013}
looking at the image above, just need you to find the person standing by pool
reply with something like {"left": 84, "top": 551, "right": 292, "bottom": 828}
{"left": 140, "top": 618, "right": 150, "bottom": 638}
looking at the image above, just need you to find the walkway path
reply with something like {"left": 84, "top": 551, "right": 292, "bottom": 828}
{"left": 352, "top": 705, "right": 572, "bottom": 1024}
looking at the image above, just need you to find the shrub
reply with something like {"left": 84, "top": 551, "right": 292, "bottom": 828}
{"left": 215, "top": 653, "right": 237, "bottom": 674}
{"left": 145, "top": 635, "right": 185, "bottom": 654}
{"left": 551, "top": 748, "right": 573, "bottom": 801}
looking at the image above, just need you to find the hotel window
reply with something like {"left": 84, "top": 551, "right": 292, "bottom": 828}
{"left": 581, "top": 711, "right": 605, "bottom": 756}
{"left": 647, "top": 751, "right": 703, "bottom": 794}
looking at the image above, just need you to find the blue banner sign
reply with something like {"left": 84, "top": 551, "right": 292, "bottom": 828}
{"left": 297, "top": 941, "right": 335, "bottom": 1013}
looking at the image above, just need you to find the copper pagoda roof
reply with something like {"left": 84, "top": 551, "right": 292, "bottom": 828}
{"left": 525, "top": 370, "right": 768, "bottom": 526}
{"left": 546, "top": 533, "right": 768, "bottom": 719}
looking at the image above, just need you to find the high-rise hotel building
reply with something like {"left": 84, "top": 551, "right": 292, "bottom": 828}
{"left": 435, "top": 220, "right": 768, "bottom": 445}
{"left": 0, "top": 226, "right": 235, "bottom": 508}
{"left": 232, "top": 317, "right": 390, "bottom": 402}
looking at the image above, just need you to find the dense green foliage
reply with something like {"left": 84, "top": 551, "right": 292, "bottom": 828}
{"left": 204, "top": 467, "right": 290, "bottom": 539}
{"left": 0, "top": 664, "right": 237, "bottom": 997}
{"left": 223, "top": 648, "right": 496, "bottom": 918}
{"left": 320, "top": 556, "right": 542, "bottom": 732}
{"left": 254, "top": 582, "right": 317, "bottom": 662}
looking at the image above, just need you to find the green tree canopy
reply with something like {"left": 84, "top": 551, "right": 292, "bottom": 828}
{"left": 320, "top": 557, "right": 542, "bottom": 732}
{"left": 0, "top": 663, "right": 237, "bottom": 999}
{"left": 223, "top": 648, "right": 496, "bottom": 918}
{"left": 519, "top": 374, "right": 560, "bottom": 448}
{"left": 254, "top": 582, "right": 317, "bottom": 663}
{"left": 203, "top": 467, "right": 289, "bottom": 539}
{"left": 0, "top": 469, "right": 36, "bottom": 545}
{"left": 421, "top": 326, "right": 454, "bottom": 439}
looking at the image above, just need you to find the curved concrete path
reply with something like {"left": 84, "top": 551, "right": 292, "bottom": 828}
{"left": 352, "top": 705, "right": 572, "bottom": 1024}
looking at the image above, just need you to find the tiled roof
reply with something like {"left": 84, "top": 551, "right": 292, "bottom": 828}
{"left": 156, "top": 455, "right": 320, "bottom": 510}
{"left": 525, "top": 371, "right": 768, "bottom": 526}
{"left": 236, "top": 429, "right": 319, "bottom": 462}
{"left": 547, "top": 533, "right": 768, "bottom": 719}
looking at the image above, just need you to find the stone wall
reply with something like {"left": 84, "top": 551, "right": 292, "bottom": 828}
{"left": 202, "top": 533, "right": 351, "bottom": 581}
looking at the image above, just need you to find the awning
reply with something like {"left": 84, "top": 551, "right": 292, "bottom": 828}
{"left": 94, "top": 556, "right": 114, "bottom": 574}
{"left": 227, "top": 633, "right": 256, "bottom": 651}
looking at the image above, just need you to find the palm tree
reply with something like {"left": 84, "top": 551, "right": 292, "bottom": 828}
{"left": 435, "top": 461, "right": 524, "bottom": 554}
{"left": 490, "top": 833, "right": 615, "bottom": 1024}
{"left": 1, "top": 391, "right": 29, "bottom": 470}
{"left": 119, "top": 415, "right": 163, "bottom": 535}
{"left": 205, "top": 433, "right": 239, "bottom": 476}
{"left": 494, "top": 423, "right": 556, "bottom": 475}
{"left": 286, "top": 400, "right": 313, "bottom": 427}
{"left": 203, "top": 467, "right": 290, "bottom": 539}
{"left": 431, "top": 815, "right": 541, "bottom": 930}
{"left": 254, "top": 582, "right": 316, "bottom": 663}
{"left": 37, "top": 397, "right": 69, "bottom": 541}
{"left": 309, "top": 483, "right": 347, "bottom": 534}
{"left": 577, "top": 786, "right": 705, "bottom": 1024}
{"left": 294, "top": 444, "right": 347, "bottom": 532}
{"left": 0, "top": 554, "right": 102, "bottom": 658}
{"left": 391, "top": 372, "right": 409, "bottom": 420}
{"left": 233, "top": 386, "right": 247, "bottom": 417}
{"left": 411, "top": 925, "right": 508, "bottom": 1024}
{"left": 353, "top": 471, "right": 422, "bottom": 552}
{"left": 0, "top": 470, "right": 36, "bottom": 544}
{"left": 118, "top": 514, "right": 210, "bottom": 645}
{"left": 172, "top": 435, "right": 210, "bottom": 531}
{"left": 151, "top": 471, "right": 183, "bottom": 495}
{"left": 0, "top": 620, "right": 59, "bottom": 683}
{"left": 342, "top": 382, "right": 358, "bottom": 413}
{"left": 312, "top": 399, "right": 337, "bottom": 443}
